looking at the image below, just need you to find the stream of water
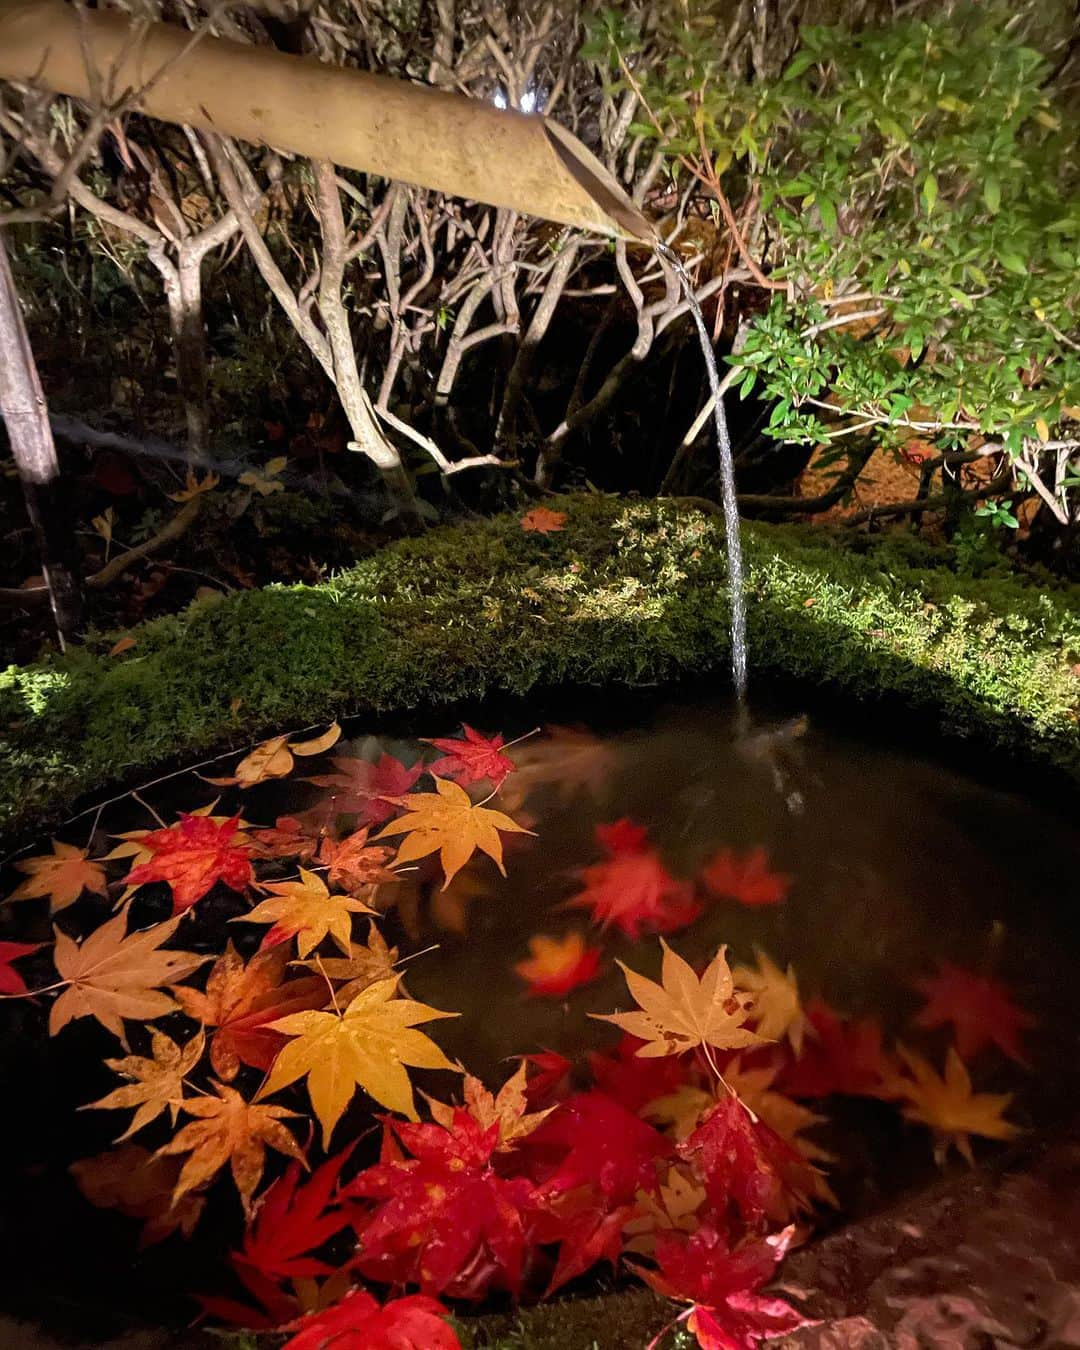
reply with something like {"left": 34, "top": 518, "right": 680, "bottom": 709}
{"left": 657, "top": 243, "right": 748, "bottom": 704}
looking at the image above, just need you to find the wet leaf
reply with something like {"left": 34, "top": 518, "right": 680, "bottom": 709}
{"left": 515, "top": 932, "right": 602, "bottom": 998}
{"left": 9, "top": 840, "right": 107, "bottom": 913}
{"left": 732, "top": 950, "right": 808, "bottom": 1055}
{"left": 82, "top": 1028, "right": 205, "bottom": 1140}
{"left": 700, "top": 847, "right": 791, "bottom": 907}
{"left": 424, "top": 724, "right": 516, "bottom": 788}
{"left": 281, "top": 1290, "right": 461, "bottom": 1350}
{"left": 0, "top": 940, "right": 43, "bottom": 995}
{"left": 237, "top": 868, "right": 376, "bottom": 958}
{"left": 913, "top": 962, "right": 1034, "bottom": 1063}
{"left": 70, "top": 1146, "right": 206, "bottom": 1245}
{"left": 206, "top": 723, "right": 341, "bottom": 789}
{"left": 889, "top": 1044, "right": 1020, "bottom": 1164}
{"left": 125, "top": 814, "right": 255, "bottom": 915}
{"left": 427, "top": 1063, "right": 553, "bottom": 1150}
{"left": 259, "top": 975, "right": 459, "bottom": 1144}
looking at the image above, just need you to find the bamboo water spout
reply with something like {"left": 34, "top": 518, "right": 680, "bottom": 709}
{"left": 0, "top": 0, "right": 654, "bottom": 243}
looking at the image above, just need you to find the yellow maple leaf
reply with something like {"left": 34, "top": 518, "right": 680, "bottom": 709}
{"left": 239, "top": 456, "right": 288, "bottom": 496}
{"left": 205, "top": 723, "right": 341, "bottom": 789}
{"left": 293, "top": 923, "right": 399, "bottom": 1005}
{"left": 622, "top": 1164, "right": 707, "bottom": 1254}
{"left": 236, "top": 867, "right": 376, "bottom": 958}
{"left": 376, "top": 776, "right": 534, "bottom": 889}
{"left": 169, "top": 468, "right": 220, "bottom": 501}
{"left": 259, "top": 975, "right": 459, "bottom": 1146}
{"left": 732, "top": 949, "right": 809, "bottom": 1055}
{"left": 426, "top": 1062, "right": 553, "bottom": 1149}
{"left": 500, "top": 725, "right": 616, "bottom": 811}
{"left": 9, "top": 840, "right": 107, "bottom": 912}
{"left": 50, "top": 907, "right": 209, "bottom": 1043}
{"left": 891, "top": 1044, "right": 1021, "bottom": 1165}
{"left": 155, "top": 1080, "right": 305, "bottom": 1215}
{"left": 81, "top": 1029, "right": 205, "bottom": 1141}
{"left": 592, "top": 940, "right": 768, "bottom": 1062}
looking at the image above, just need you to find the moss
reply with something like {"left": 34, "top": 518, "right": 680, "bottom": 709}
{"left": 456, "top": 1288, "right": 682, "bottom": 1349}
{"left": 2, "top": 493, "right": 1079, "bottom": 842}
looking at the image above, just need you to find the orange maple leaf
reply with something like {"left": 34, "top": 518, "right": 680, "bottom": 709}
{"left": 125, "top": 814, "right": 255, "bottom": 914}
{"left": 700, "top": 847, "right": 791, "bottom": 907}
{"left": 520, "top": 506, "right": 567, "bottom": 534}
{"left": 70, "top": 1146, "right": 207, "bottom": 1246}
{"left": 515, "top": 932, "right": 602, "bottom": 998}
{"left": 317, "top": 827, "right": 400, "bottom": 894}
{"left": 9, "top": 840, "right": 107, "bottom": 912}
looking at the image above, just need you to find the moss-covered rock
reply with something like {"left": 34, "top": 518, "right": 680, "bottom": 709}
{"left": 2, "top": 494, "right": 1079, "bottom": 842}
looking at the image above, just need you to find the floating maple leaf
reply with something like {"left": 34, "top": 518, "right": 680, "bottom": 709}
{"left": 70, "top": 1145, "right": 206, "bottom": 1245}
{"left": 281, "top": 1290, "right": 462, "bottom": 1350}
{"left": 252, "top": 816, "right": 325, "bottom": 863}
{"left": 587, "top": 1034, "right": 688, "bottom": 1114}
{"left": 427, "top": 1063, "right": 553, "bottom": 1150}
{"left": 678, "top": 1094, "right": 830, "bottom": 1229}
{"left": 0, "top": 940, "right": 42, "bottom": 995}
{"left": 515, "top": 932, "right": 602, "bottom": 998}
{"left": 777, "top": 999, "right": 893, "bottom": 1099}
{"left": 259, "top": 975, "right": 459, "bottom": 1144}
{"left": 233, "top": 1151, "right": 354, "bottom": 1284}
{"left": 522, "top": 1051, "right": 574, "bottom": 1107}
{"left": 913, "top": 962, "right": 1034, "bottom": 1064}
{"left": 206, "top": 723, "right": 341, "bottom": 789}
{"left": 8, "top": 840, "right": 107, "bottom": 912}
{"left": 346, "top": 1111, "right": 535, "bottom": 1300}
{"left": 530, "top": 1186, "right": 635, "bottom": 1296}
{"left": 593, "top": 941, "right": 767, "bottom": 1061}
{"left": 49, "top": 907, "right": 208, "bottom": 1042}
{"left": 305, "top": 753, "right": 423, "bottom": 826}
{"left": 316, "top": 827, "right": 400, "bottom": 894}
{"left": 520, "top": 506, "right": 567, "bottom": 534}
{"left": 377, "top": 775, "right": 533, "bottom": 889}
{"left": 237, "top": 868, "right": 376, "bottom": 958}
{"left": 82, "top": 1028, "right": 205, "bottom": 1140}
{"left": 701, "top": 847, "right": 791, "bottom": 907}
{"left": 595, "top": 818, "right": 649, "bottom": 853}
{"left": 636, "top": 1223, "right": 815, "bottom": 1350}
{"left": 156, "top": 1080, "right": 306, "bottom": 1215}
{"left": 890, "top": 1044, "right": 1021, "bottom": 1165}
{"left": 125, "top": 814, "right": 255, "bottom": 914}
{"left": 565, "top": 831, "right": 700, "bottom": 938}
{"left": 173, "top": 944, "right": 328, "bottom": 1080}
{"left": 732, "top": 950, "right": 808, "bottom": 1055}
{"left": 423, "top": 724, "right": 516, "bottom": 788}
{"left": 501, "top": 725, "right": 615, "bottom": 810}
{"left": 293, "top": 924, "right": 399, "bottom": 1005}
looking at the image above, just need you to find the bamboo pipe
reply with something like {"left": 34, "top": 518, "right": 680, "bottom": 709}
{"left": 0, "top": 0, "right": 656, "bottom": 242}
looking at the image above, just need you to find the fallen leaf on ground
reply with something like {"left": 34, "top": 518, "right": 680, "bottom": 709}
{"left": 281, "top": 1290, "right": 461, "bottom": 1350}
{"left": 593, "top": 941, "right": 767, "bottom": 1060}
{"left": 173, "top": 945, "right": 328, "bottom": 1080}
{"left": 520, "top": 507, "right": 567, "bottom": 534}
{"left": 377, "top": 776, "right": 533, "bottom": 889}
{"left": 82, "top": 1028, "right": 205, "bottom": 1140}
{"left": 259, "top": 975, "right": 459, "bottom": 1144}
{"left": 8, "top": 840, "right": 107, "bottom": 912}
{"left": 50, "top": 907, "right": 208, "bottom": 1042}
{"left": 237, "top": 868, "right": 376, "bottom": 958}
{"left": 701, "top": 847, "right": 791, "bottom": 907}
{"left": 156, "top": 1081, "right": 306, "bottom": 1215}
{"left": 125, "top": 814, "right": 255, "bottom": 914}
{"left": 515, "top": 932, "right": 602, "bottom": 998}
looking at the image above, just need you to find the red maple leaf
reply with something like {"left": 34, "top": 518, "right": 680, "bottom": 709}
{"left": 282, "top": 1290, "right": 461, "bottom": 1350}
{"left": 677, "top": 1095, "right": 825, "bottom": 1231}
{"left": 913, "top": 962, "right": 1034, "bottom": 1063}
{"left": 776, "top": 999, "right": 892, "bottom": 1099}
{"left": 520, "top": 1091, "right": 671, "bottom": 1204}
{"left": 588, "top": 1034, "right": 689, "bottom": 1114}
{"left": 233, "top": 1152, "right": 354, "bottom": 1284}
{"left": 0, "top": 940, "right": 42, "bottom": 995}
{"left": 305, "top": 754, "right": 423, "bottom": 826}
{"left": 173, "top": 944, "right": 329, "bottom": 1080}
{"left": 346, "top": 1112, "right": 535, "bottom": 1301}
{"left": 252, "top": 816, "right": 324, "bottom": 863}
{"left": 700, "top": 848, "right": 791, "bottom": 907}
{"left": 199, "top": 1261, "right": 302, "bottom": 1330}
{"left": 639, "top": 1224, "right": 814, "bottom": 1350}
{"left": 565, "top": 825, "right": 700, "bottom": 939}
{"left": 126, "top": 814, "right": 254, "bottom": 913}
{"left": 522, "top": 1051, "right": 574, "bottom": 1108}
{"left": 529, "top": 1186, "right": 635, "bottom": 1296}
{"left": 424, "top": 725, "right": 516, "bottom": 788}
{"left": 514, "top": 932, "right": 602, "bottom": 998}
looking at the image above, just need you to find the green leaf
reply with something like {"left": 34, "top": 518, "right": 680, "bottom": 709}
{"left": 983, "top": 176, "right": 1001, "bottom": 215}
{"left": 818, "top": 194, "right": 838, "bottom": 235}
{"left": 921, "top": 173, "right": 939, "bottom": 215}
{"left": 999, "top": 253, "right": 1028, "bottom": 277}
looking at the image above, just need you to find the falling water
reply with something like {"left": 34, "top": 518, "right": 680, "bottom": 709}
{"left": 656, "top": 243, "right": 748, "bottom": 704}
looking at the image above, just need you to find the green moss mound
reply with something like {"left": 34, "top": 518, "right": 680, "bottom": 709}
{"left": 2, "top": 494, "right": 1079, "bottom": 842}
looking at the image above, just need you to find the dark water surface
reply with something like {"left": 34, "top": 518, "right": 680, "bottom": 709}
{"left": 2, "top": 687, "right": 1078, "bottom": 1338}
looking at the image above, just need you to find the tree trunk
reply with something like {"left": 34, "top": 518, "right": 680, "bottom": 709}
{"left": 0, "top": 233, "right": 82, "bottom": 645}
{"left": 164, "top": 251, "right": 211, "bottom": 459}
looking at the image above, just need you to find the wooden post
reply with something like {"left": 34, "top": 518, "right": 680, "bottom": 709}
{"left": 0, "top": 232, "right": 83, "bottom": 646}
